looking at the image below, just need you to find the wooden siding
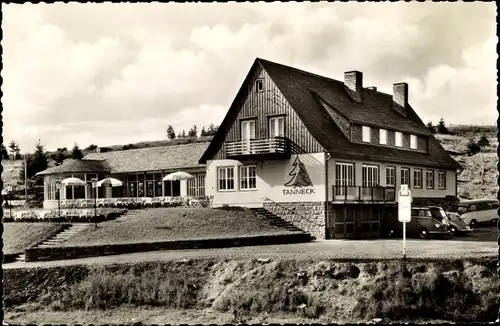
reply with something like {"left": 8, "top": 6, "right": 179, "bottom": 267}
{"left": 213, "top": 64, "right": 323, "bottom": 159}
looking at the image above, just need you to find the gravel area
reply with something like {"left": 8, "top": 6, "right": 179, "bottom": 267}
{"left": 4, "top": 239, "right": 497, "bottom": 270}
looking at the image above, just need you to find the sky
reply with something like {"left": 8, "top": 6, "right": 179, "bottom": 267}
{"left": 2, "top": 2, "right": 497, "bottom": 152}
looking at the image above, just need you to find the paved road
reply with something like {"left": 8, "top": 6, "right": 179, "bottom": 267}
{"left": 3, "top": 239, "right": 497, "bottom": 270}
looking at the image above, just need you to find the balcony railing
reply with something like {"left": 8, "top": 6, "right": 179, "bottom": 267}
{"left": 332, "top": 185, "right": 396, "bottom": 203}
{"left": 225, "top": 137, "right": 290, "bottom": 158}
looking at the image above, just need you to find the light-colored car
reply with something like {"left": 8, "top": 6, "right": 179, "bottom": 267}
{"left": 445, "top": 212, "right": 474, "bottom": 236}
{"left": 455, "top": 199, "right": 499, "bottom": 227}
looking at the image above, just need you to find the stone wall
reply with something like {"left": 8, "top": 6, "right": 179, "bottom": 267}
{"left": 263, "top": 201, "right": 326, "bottom": 239}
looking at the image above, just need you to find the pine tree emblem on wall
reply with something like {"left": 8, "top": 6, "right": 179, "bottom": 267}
{"left": 285, "top": 156, "right": 313, "bottom": 188}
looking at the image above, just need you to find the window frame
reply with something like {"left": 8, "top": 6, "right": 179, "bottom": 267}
{"left": 269, "top": 115, "right": 285, "bottom": 138}
{"left": 410, "top": 134, "right": 418, "bottom": 149}
{"left": 437, "top": 171, "right": 446, "bottom": 190}
{"left": 413, "top": 169, "right": 423, "bottom": 189}
{"left": 362, "top": 126, "right": 371, "bottom": 143}
{"left": 401, "top": 167, "right": 410, "bottom": 187}
{"left": 362, "top": 164, "right": 379, "bottom": 187}
{"left": 426, "top": 170, "right": 435, "bottom": 189}
{"left": 386, "top": 166, "right": 396, "bottom": 187}
{"left": 217, "top": 166, "right": 235, "bottom": 192}
{"left": 255, "top": 79, "right": 264, "bottom": 92}
{"left": 395, "top": 132, "right": 403, "bottom": 147}
{"left": 239, "top": 165, "right": 257, "bottom": 191}
{"left": 379, "top": 129, "right": 387, "bottom": 145}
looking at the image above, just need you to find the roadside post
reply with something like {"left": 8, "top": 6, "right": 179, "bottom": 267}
{"left": 398, "top": 184, "right": 412, "bottom": 260}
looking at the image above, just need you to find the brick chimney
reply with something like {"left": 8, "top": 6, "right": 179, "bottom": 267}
{"left": 344, "top": 71, "right": 363, "bottom": 103}
{"left": 393, "top": 82, "right": 408, "bottom": 117}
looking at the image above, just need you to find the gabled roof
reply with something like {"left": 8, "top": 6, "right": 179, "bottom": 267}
{"left": 36, "top": 159, "right": 110, "bottom": 176}
{"left": 200, "top": 58, "right": 461, "bottom": 170}
{"left": 83, "top": 142, "right": 209, "bottom": 174}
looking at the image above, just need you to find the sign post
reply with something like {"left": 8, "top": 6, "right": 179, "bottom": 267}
{"left": 398, "top": 184, "right": 412, "bottom": 260}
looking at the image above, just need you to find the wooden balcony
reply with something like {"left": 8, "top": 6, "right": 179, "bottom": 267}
{"left": 332, "top": 185, "right": 396, "bottom": 204}
{"left": 225, "top": 137, "right": 291, "bottom": 159}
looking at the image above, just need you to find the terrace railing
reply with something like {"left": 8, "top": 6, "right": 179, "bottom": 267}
{"left": 225, "top": 136, "right": 290, "bottom": 157}
{"left": 332, "top": 185, "right": 396, "bottom": 203}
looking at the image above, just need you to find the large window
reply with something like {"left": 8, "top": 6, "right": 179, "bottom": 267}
{"left": 187, "top": 173, "right": 206, "bottom": 197}
{"left": 379, "top": 129, "right": 387, "bottom": 145}
{"left": 438, "top": 171, "right": 446, "bottom": 189}
{"left": 336, "top": 163, "right": 355, "bottom": 186}
{"left": 362, "top": 165, "right": 379, "bottom": 187}
{"left": 218, "top": 167, "right": 235, "bottom": 191}
{"left": 395, "top": 132, "right": 403, "bottom": 147}
{"left": 386, "top": 166, "right": 396, "bottom": 187}
{"left": 414, "top": 169, "right": 422, "bottom": 188}
{"left": 410, "top": 135, "right": 418, "bottom": 149}
{"left": 426, "top": 170, "right": 434, "bottom": 189}
{"left": 240, "top": 165, "right": 257, "bottom": 190}
{"left": 362, "top": 126, "right": 371, "bottom": 142}
{"left": 401, "top": 168, "right": 410, "bottom": 187}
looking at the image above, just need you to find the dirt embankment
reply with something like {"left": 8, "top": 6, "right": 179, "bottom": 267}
{"left": 4, "top": 258, "right": 500, "bottom": 324}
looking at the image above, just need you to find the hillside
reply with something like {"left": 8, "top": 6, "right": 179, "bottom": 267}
{"left": 2, "top": 159, "right": 23, "bottom": 188}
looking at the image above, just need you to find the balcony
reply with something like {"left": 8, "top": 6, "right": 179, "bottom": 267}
{"left": 225, "top": 137, "right": 291, "bottom": 159}
{"left": 332, "top": 185, "right": 396, "bottom": 203}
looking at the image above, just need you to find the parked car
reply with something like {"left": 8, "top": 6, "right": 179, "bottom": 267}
{"left": 453, "top": 199, "right": 499, "bottom": 227}
{"left": 387, "top": 206, "right": 448, "bottom": 239}
{"left": 445, "top": 211, "right": 474, "bottom": 236}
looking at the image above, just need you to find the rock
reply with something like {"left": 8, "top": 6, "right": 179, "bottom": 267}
{"left": 258, "top": 258, "right": 271, "bottom": 263}
{"left": 297, "top": 271, "right": 307, "bottom": 278}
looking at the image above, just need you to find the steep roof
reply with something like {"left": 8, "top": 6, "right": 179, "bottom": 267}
{"left": 83, "top": 142, "right": 209, "bottom": 174}
{"left": 200, "top": 58, "right": 460, "bottom": 170}
{"left": 36, "top": 159, "right": 110, "bottom": 176}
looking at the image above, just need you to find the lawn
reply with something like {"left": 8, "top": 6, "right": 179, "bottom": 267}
{"left": 61, "top": 207, "right": 294, "bottom": 247}
{"left": 3, "top": 223, "right": 68, "bottom": 255}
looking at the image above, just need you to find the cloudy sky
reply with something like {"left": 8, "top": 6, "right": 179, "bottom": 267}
{"left": 2, "top": 2, "right": 497, "bottom": 152}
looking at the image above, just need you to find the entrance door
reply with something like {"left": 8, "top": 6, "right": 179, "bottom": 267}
{"left": 241, "top": 120, "right": 256, "bottom": 154}
{"left": 335, "top": 163, "right": 354, "bottom": 200}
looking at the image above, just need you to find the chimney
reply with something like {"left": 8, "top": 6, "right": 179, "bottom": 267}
{"left": 393, "top": 82, "right": 408, "bottom": 117}
{"left": 366, "top": 86, "right": 377, "bottom": 91}
{"left": 344, "top": 71, "right": 363, "bottom": 103}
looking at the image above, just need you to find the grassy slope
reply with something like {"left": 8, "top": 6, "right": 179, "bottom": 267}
{"left": 61, "top": 207, "right": 294, "bottom": 247}
{"left": 2, "top": 159, "right": 23, "bottom": 187}
{"left": 3, "top": 223, "right": 67, "bottom": 255}
{"left": 3, "top": 258, "right": 499, "bottom": 323}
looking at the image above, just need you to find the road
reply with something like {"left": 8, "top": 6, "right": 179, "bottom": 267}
{"left": 3, "top": 237, "right": 497, "bottom": 270}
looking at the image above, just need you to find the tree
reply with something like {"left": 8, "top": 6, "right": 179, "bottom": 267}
{"left": 188, "top": 125, "right": 198, "bottom": 138}
{"left": 19, "top": 139, "right": 49, "bottom": 182}
{"left": 284, "top": 156, "right": 312, "bottom": 187}
{"left": 85, "top": 144, "right": 98, "bottom": 151}
{"left": 426, "top": 122, "right": 436, "bottom": 134}
{"left": 181, "top": 130, "right": 187, "bottom": 138}
{"left": 437, "top": 118, "right": 449, "bottom": 134}
{"left": 2, "top": 144, "right": 9, "bottom": 160}
{"left": 9, "top": 141, "right": 21, "bottom": 160}
{"left": 206, "top": 124, "right": 219, "bottom": 136}
{"left": 53, "top": 147, "right": 69, "bottom": 165}
{"left": 466, "top": 139, "right": 481, "bottom": 156}
{"left": 166, "top": 125, "right": 176, "bottom": 140}
{"left": 477, "top": 134, "right": 490, "bottom": 147}
{"left": 200, "top": 126, "right": 207, "bottom": 137}
{"left": 71, "top": 143, "right": 84, "bottom": 159}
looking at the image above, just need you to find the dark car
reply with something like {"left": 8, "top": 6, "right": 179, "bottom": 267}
{"left": 445, "top": 211, "right": 474, "bottom": 236}
{"left": 387, "top": 206, "right": 448, "bottom": 239}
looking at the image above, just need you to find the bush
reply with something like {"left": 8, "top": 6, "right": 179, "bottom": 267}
{"left": 477, "top": 134, "right": 490, "bottom": 147}
{"left": 466, "top": 139, "right": 481, "bottom": 156}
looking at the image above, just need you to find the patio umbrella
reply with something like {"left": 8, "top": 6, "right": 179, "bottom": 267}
{"left": 61, "top": 177, "right": 86, "bottom": 186}
{"left": 96, "top": 177, "right": 123, "bottom": 188}
{"left": 163, "top": 171, "right": 195, "bottom": 181}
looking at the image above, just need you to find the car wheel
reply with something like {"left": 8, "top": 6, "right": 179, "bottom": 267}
{"left": 419, "top": 228, "right": 429, "bottom": 239}
{"left": 449, "top": 226, "right": 457, "bottom": 236}
{"left": 470, "top": 219, "right": 477, "bottom": 228}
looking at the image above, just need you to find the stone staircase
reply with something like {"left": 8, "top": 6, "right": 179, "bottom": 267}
{"left": 15, "top": 223, "right": 92, "bottom": 262}
{"left": 251, "top": 207, "right": 313, "bottom": 238}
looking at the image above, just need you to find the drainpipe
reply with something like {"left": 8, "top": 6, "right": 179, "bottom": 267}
{"left": 324, "top": 151, "right": 332, "bottom": 239}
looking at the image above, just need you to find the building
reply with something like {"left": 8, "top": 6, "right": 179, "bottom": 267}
{"left": 37, "top": 143, "right": 208, "bottom": 209}
{"left": 199, "top": 58, "right": 461, "bottom": 240}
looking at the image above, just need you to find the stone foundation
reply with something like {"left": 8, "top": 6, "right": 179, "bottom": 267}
{"left": 263, "top": 201, "right": 326, "bottom": 240}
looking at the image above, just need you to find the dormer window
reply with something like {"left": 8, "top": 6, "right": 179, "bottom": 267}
{"left": 395, "top": 132, "right": 403, "bottom": 147}
{"left": 255, "top": 79, "right": 264, "bottom": 92}
{"left": 410, "top": 134, "right": 417, "bottom": 149}
{"left": 362, "top": 126, "right": 371, "bottom": 142}
{"left": 379, "top": 129, "right": 387, "bottom": 145}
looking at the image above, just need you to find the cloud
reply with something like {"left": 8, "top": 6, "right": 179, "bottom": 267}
{"left": 1, "top": 2, "right": 496, "bottom": 152}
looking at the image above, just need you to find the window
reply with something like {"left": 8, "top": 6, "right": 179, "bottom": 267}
{"left": 379, "top": 129, "right": 387, "bottom": 145}
{"left": 362, "top": 165, "right": 379, "bottom": 187}
{"left": 410, "top": 135, "right": 418, "bottom": 149}
{"left": 426, "top": 170, "right": 434, "bottom": 189}
{"left": 240, "top": 165, "right": 257, "bottom": 190}
{"left": 414, "top": 169, "right": 422, "bottom": 188}
{"left": 218, "top": 167, "right": 235, "bottom": 191}
{"left": 269, "top": 116, "right": 284, "bottom": 137}
{"left": 395, "top": 132, "right": 403, "bottom": 147}
{"left": 386, "top": 166, "right": 396, "bottom": 187}
{"left": 188, "top": 173, "right": 206, "bottom": 197}
{"left": 401, "top": 168, "right": 410, "bottom": 187}
{"left": 438, "top": 171, "right": 446, "bottom": 189}
{"left": 255, "top": 79, "right": 264, "bottom": 92}
{"left": 362, "top": 126, "right": 371, "bottom": 142}
{"left": 470, "top": 204, "right": 477, "bottom": 212}
{"left": 336, "top": 163, "right": 355, "bottom": 186}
